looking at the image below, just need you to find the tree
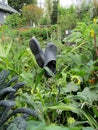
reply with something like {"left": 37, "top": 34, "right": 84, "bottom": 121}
{"left": 51, "top": 0, "right": 59, "bottom": 24}
{"left": 22, "top": 4, "right": 43, "bottom": 26}
{"left": 44, "top": 0, "right": 53, "bottom": 24}
{"left": 8, "top": 0, "right": 37, "bottom": 11}
{"left": 44, "top": 0, "right": 59, "bottom": 24}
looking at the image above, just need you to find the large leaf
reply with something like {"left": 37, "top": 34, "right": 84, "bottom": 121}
{"left": 62, "top": 82, "right": 80, "bottom": 93}
{"left": 66, "top": 52, "right": 82, "bottom": 66}
{"left": 77, "top": 87, "right": 98, "bottom": 104}
{"left": 63, "top": 32, "right": 82, "bottom": 43}
{"left": 26, "top": 120, "right": 46, "bottom": 130}
{"left": 82, "top": 127, "right": 94, "bottom": 130}
{"left": 44, "top": 124, "right": 69, "bottom": 130}
{"left": 70, "top": 127, "right": 82, "bottom": 130}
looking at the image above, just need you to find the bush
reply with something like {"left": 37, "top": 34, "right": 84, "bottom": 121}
{"left": 4, "top": 14, "right": 26, "bottom": 28}
{"left": 19, "top": 25, "right": 58, "bottom": 40}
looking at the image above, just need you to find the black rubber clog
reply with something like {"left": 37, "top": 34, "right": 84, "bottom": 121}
{"left": 29, "top": 37, "right": 45, "bottom": 68}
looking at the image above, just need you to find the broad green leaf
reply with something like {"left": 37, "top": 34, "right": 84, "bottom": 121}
{"left": 77, "top": 87, "right": 98, "bottom": 104}
{"left": 82, "top": 127, "right": 94, "bottom": 130}
{"left": 63, "top": 32, "right": 81, "bottom": 43}
{"left": 61, "top": 82, "right": 80, "bottom": 93}
{"left": 70, "top": 127, "right": 82, "bottom": 130}
{"left": 63, "top": 82, "right": 80, "bottom": 93}
{"left": 44, "top": 124, "right": 69, "bottom": 130}
{"left": 26, "top": 120, "right": 46, "bottom": 130}
{"left": 71, "top": 53, "right": 82, "bottom": 65}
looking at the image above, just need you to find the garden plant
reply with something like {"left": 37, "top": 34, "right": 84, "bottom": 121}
{"left": 0, "top": 1, "right": 98, "bottom": 129}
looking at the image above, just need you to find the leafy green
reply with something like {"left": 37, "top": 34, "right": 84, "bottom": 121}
{"left": 77, "top": 87, "right": 98, "bottom": 104}
{"left": 26, "top": 120, "right": 46, "bottom": 130}
{"left": 82, "top": 127, "right": 94, "bottom": 130}
{"left": 44, "top": 124, "right": 69, "bottom": 130}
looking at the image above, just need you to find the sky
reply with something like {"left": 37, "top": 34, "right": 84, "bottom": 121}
{"left": 38, "top": 0, "right": 80, "bottom": 8}
{"left": 60, "top": 0, "right": 76, "bottom": 7}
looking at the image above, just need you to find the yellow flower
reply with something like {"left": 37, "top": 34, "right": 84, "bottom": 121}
{"left": 67, "top": 117, "right": 75, "bottom": 125}
{"left": 93, "top": 18, "right": 96, "bottom": 24}
{"left": 71, "top": 75, "right": 81, "bottom": 85}
{"left": 90, "top": 29, "right": 95, "bottom": 37}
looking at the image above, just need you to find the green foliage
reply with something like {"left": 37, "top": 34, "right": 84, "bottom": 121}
{"left": 40, "top": 15, "right": 51, "bottom": 25}
{"left": 1, "top": 13, "right": 98, "bottom": 129}
{"left": 44, "top": 0, "right": 54, "bottom": 24}
{"left": 19, "top": 25, "right": 58, "bottom": 40}
{"left": 63, "top": 22, "right": 93, "bottom": 44}
{"left": 22, "top": 4, "right": 43, "bottom": 25}
{"left": 51, "top": 0, "right": 59, "bottom": 24}
{"left": 44, "top": 124, "right": 69, "bottom": 130}
{"left": 87, "top": 0, "right": 98, "bottom": 19}
{"left": 4, "top": 14, "right": 26, "bottom": 28}
{"left": 58, "top": 6, "right": 78, "bottom": 38}
{"left": 77, "top": 87, "right": 98, "bottom": 104}
{"left": 75, "top": 0, "right": 91, "bottom": 22}
{"left": 8, "top": 0, "right": 37, "bottom": 11}
{"left": 26, "top": 120, "right": 45, "bottom": 130}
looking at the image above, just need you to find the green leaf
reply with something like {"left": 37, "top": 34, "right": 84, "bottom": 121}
{"left": 26, "top": 120, "right": 46, "bottom": 130}
{"left": 69, "top": 53, "right": 82, "bottom": 65}
{"left": 6, "top": 43, "right": 12, "bottom": 56}
{"left": 77, "top": 87, "right": 98, "bottom": 104}
{"left": 44, "top": 67, "right": 55, "bottom": 78}
{"left": 63, "top": 82, "right": 80, "bottom": 93}
{"left": 20, "top": 72, "right": 33, "bottom": 86}
{"left": 82, "top": 127, "right": 94, "bottom": 130}
{"left": 63, "top": 32, "right": 81, "bottom": 43}
{"left": 47, "top": 103, "right": 77, "bottom": 113}
{"left": 70, "top": 127, "right": 82, "bottom": 130}
{"left": 44, "top": 124, "right": 69, "bottom": 130}
{"left": 80, "top": 110, "right": 98, "bottom": 128}
{"left": 35, "top": 69, "right": 44, "bottom": 87}
{"left": 92, "top": 107, "right": 98, "bottom": 118}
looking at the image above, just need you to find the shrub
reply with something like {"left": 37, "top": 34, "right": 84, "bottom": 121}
{"left": 4, "top": 14, "right": 26, "bottom": 28}
{"left": 19, "top": 25, "right": 58, "bottom": 40}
